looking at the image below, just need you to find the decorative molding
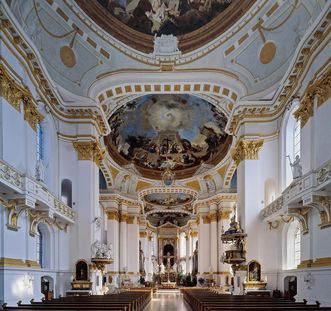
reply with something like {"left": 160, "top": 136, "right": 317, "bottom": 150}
{"left": 22, "top": 94, "right": 44, "bottom": 131}
{"left": 218, "top": 210, "right": 232, "bottom": 220}
{"left": 106, "top": 211, "right": 119, "bottom": 221}
{"left": 231, "top": 139, "right": 264, "bottom": 166}
{"left": 0, "top": 64, "right": 44, "bottom": 131}
{"left": 294, "top": 66, "right": 331, "bottom": 128}
{"left": 0, "top": 257, "right": 40, "bottom": 268}
{"left": 139, "top": 232, "right": 147, "bottom": 238}
{"left": 73, "top": 141, "right": 105, "bottom": 166}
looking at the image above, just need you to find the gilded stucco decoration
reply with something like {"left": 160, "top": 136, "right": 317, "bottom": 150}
{"left": 294, "top": 67, "right": 331, "bottom": 128}
{"left": 73, "top": 141, "right": 105, "bottom": 166}
{"left": 0, "top": 65, "right": 44, "bottom": 131}
{"left": 231, "top": 139, "right": 264, "bottom": 166}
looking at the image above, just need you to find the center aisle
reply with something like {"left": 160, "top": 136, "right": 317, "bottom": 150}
{"left": 144, "top": 289, "right": 190, "bottom": 311}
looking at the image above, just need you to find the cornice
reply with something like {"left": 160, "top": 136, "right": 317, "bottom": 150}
{"left": 0, "top": 10, "right": 110, "bottom": 135}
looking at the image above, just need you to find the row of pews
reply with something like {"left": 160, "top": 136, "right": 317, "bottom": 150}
{"left": 1, "top": 289, "right": 152, "bottom": 311}
{"left": 181, "top": 289, "right": 331, "bottom": 311}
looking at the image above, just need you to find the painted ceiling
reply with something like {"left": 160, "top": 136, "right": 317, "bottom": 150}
{"left": 105, "top": 94, "right": 232, "bottom": 179}
{"left": 143, "top": 192, "right": 194, "bottom": 206}
{"left": 146, "top": 211, "right": 191, "bottom": 227}
{"left": 75, "top": 0, "right": 255, "bottom": 53}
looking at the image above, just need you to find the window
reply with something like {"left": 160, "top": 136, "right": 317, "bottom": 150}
{"left": 293, "top": 119, "right": 301, "bottom": 159}
{"left": 36, "top": 123, "right": 43, "bottom": 161}
{"left": 294, "top": 226, "right": 301, "bottom": 267}
{"left": 286, "top": 219, "right": 301, "bottom": 269}
{"left": 36, "top": 226, "right": 43, "bottom": 268}
{"left": 61, "top": 179, "right": 72, "bottom": 207}
{"left": 284, "top": 104, "right": 301, "bottom": 188}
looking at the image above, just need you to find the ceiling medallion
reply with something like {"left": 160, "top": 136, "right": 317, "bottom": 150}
{"left": 259, "top": 41, "right": 277, "bottom": 64}
{"left": 162, "top": 168, "right": 175, "bottom": 187}
{"left": 60, "top": 45, "right": 76, "bottom": 68}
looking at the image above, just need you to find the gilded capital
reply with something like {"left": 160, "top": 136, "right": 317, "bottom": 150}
{"left": 106, "top": 210, "right": 119, "bottom": 221}
{"left": 231, "top": 139, "right": 264, "bottom": 166}
{"left": 294, "top": 68, "right": 330, "bottom": 128}
{"left": 73, "top": 141, "right": 105, "bottom": 166}
{"left": 22, "top": 95, "right": 44, "bottom": 131}
{"left": 218, "top": 210, "right": 232, "bottom": 220}
{"left": 0, "top": 64, "right": 23, "bottom": 112}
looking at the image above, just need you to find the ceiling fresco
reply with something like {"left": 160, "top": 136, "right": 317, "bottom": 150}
{"left": 75, "top": 0, "right": 255, "bottom": 53}
{"left": 147, "top": 211, "right": 191, "bottom": 227}
{"left": 143, "top": 192, "right": 193, "bottom": 206}
{"left": 96, "top": 0, "right": 232, "bottom": 36}
{"left": 105, "top": 94, "right": 232, "bottom": 179}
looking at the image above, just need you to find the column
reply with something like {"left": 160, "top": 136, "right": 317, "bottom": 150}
{"left": 73, "top": 140, "right": 102, "bottom": 294}
{"left": 198, "top": 214, "right": 210, "bottom": 279}
{"left": 119, "top": 207, "right": 128, "bottom": 273}
{"left": 106, "top": 205, "right": 119, "bottom": 286}
{"left": 73, "top": 141, "right": 101, "bottom": 260}
{"left": 233, "top": 139, "right": 263, "bottom": 261}
{"left": 127, "top": 214, "right": 139, "bottom": 283}
{"left": 185, "top": 233, "right": 190, "bottom": 274}
{"left": 209, "top": 208, "right": 218, "bottom": 282}
{"left": 217, "top": 207, "right": 232, "bottom": 285}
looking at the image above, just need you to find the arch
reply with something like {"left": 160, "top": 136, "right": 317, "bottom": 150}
{"left": 99, "top": 170, "right": 108, "bottom": 190}
{"left": 61, "top": 179, "right": 72, "bottom": 207}
{"left": 280, "top": 100, "right": 300, "bottom": 190}
{"left": 37, "top": 223, "right": 52, "bottom": 269}
{"left": 283, "top": 275, "right": 297, "bottom": 300}
{"left": 40, "top": 113, "right": 59, "bottom": 195}
{"left": 264, "top": 178, "right": 276, "bottom": 206}
{"left": 283, "top": 219, "right": 301, "bottom": 270}
{"left": 41, "top": 275, "right": 54, "bottom": 300}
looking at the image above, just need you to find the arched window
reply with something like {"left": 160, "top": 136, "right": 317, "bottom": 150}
{"left": 284, "top": 102, "right": 301, "bottom": 188}
{"left": 61, "top": 179, "right": 72, "bottom": 207}
{"left": 36, "top": 122, "right": 43, "bottom": 161}
{"left": 36, "top": 226, "right": 43, "bottom": 267}
{"left": 294, "top": 226, "right": 301, "bottom": 267}
{"left": 286, "top": 219, "right": 301, "bottom": 269}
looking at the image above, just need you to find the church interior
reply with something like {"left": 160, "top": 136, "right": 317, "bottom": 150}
{"left": 0, "top": 0, "right": 330, "bottom": 310}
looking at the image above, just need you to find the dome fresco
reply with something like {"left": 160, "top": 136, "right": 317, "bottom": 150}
{"left": 105, "top": 94, "right": 232, "bottom": 179}
{"left": 75, "top": 0, "right": 255, "bottom": 53}
{"left": 96, "top": 0, "right": 232, "bottom": 36}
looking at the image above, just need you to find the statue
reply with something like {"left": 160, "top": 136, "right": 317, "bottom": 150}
{"left": 289, "top": 155, "right": 303, "bottom": 179}
{"left": 160, "top": 263, "right": 165, "bottom": 274}
{"left": 151, "top": 256, "right": 159, "bottom": 274}
{"left": 92, "top": 241, "right": 113, "bottom": 259}
{"left": 35, "top": 159, "right": 45, "bottom": 182}
{"left": 225, "top": 215, "right": 241, "bottom": 234}
{"left": 192, "top": 241, "right": 198, "bottom": 275}
{"left": 139, "top": 248, "right": 145, "bottom": 273}
{"left": 205, "top": 176, "right": 216, "bottom": 193}
{"left": 173, "top": 262, "right": 177, "bottom": 272}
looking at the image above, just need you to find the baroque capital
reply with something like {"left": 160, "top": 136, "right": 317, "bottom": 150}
{"left": 22, "top": 95, "right": 44, "bottom": 131}
{"left": 294, "top": 67, "right": 331, "bottom": 128}
{"left": 231, "top": 139, "right": 264, "bottom": 166}
{"left": 73, "top": 141, "right": 105, "bottom": 166}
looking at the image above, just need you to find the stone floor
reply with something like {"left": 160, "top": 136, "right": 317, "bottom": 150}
{"left": 144, "top": 289, "right": 190, "bottom": 311}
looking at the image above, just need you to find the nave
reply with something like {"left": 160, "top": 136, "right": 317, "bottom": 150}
{"left": 3, "top": 289, "right": 331, "bottom": 311}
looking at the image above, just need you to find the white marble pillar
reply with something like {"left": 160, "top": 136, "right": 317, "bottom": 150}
{"left": 185, "top": 233, "right": 190, "bottom": 274}
{"left": 127, "top": 215, "right": 139, "bottom": 282}
{"left": 210, "top": 211, "right": 218, "bottom": 281}
{"left": 106, "top": 207, "right": 119, "bottom": 285}
{"left": 119, "top": 207, "right": 128, "bottom": 273}
{"left": 198, "top": 215, "right": 210, "bottom": 278}
{"left": 217, "top": 208, "right": 232, "bottom": 285}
